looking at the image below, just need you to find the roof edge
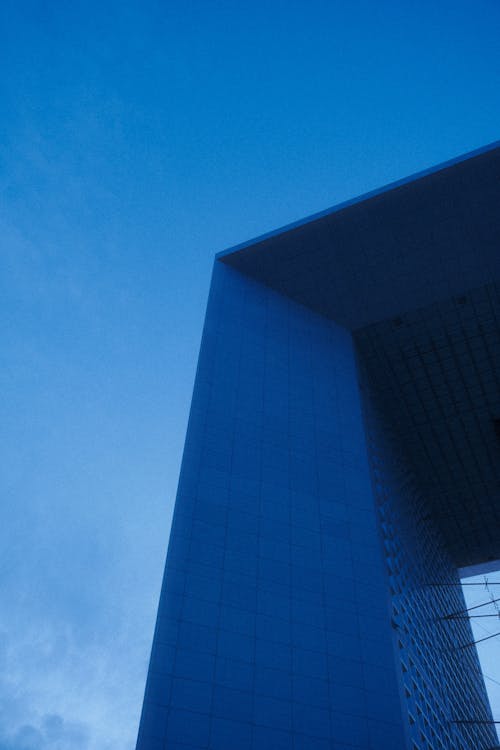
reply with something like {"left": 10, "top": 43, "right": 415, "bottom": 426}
{"left": 216, "top": 138, "right": 500, "bottom": 261}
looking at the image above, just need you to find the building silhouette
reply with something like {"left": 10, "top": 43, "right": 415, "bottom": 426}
{"left": 136, "top": 142, "right": 500, "bottom": 750}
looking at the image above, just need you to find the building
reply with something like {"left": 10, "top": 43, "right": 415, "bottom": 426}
{"left": 136, "top": 142, "right": 500, "bottom": 750}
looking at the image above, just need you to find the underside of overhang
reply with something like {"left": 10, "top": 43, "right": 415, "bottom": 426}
{"left": 218, "top": 141, "right": 500, "bottom": 569}
{"left": 355, "top": 281, "right": 500, "bottom": 569}
{"left": 219, "top": 141, "right": 500, "bottom": 331}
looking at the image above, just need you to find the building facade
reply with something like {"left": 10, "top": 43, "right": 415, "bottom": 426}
{"left": 136, "top": 142, "right": 500, "bottom": 750}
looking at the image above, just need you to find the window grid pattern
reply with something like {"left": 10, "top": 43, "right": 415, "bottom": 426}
{"left": 355, "top": 281, "right": 500, "bottom": 569}
{"left": 358, "top": 338, "right": 498, "bottom": 750}
{"left": 136, "top": 263, "right": 406, "bottom": 750}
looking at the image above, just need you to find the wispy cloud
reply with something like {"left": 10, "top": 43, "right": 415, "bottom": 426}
{"left": 0, "top": 714, "right": 89, "bottom": 750}
{"left": 0, "top": 616, "right": 146, "bottom": 750}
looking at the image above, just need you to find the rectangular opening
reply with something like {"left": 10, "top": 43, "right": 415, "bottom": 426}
{"left": 494, "top": 418, "right": 500, "bottom": 442}
{"left": 461, "top": 567, "right": 500, "bottom": 745}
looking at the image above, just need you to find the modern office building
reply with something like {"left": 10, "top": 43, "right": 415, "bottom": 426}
{"left": 136, "top": 142, "right": 500, "bottom": 750}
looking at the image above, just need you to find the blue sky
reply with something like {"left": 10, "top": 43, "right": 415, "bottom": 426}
{"left": 1, "top": 1, "right": 500, "bottom": 747}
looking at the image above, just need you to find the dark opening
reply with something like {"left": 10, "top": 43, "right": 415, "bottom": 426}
{"left": 493, "top": 419, "right": 500, "bottom": 441}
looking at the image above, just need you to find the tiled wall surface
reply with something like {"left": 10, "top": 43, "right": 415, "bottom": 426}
{"left": 136, "top": 262, "right": 406, "bottom": 749}
{"left": 358, "top": 359, "right": 497, "bottom": 750}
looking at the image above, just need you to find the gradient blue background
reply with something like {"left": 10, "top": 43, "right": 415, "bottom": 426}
{"left": 1, "top": 1, "right": 499, "bottom": 748}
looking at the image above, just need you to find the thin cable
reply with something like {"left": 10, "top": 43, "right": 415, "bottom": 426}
{"left": 485, "top": 577, "right": 500, "bottom": 616}
{"left": 446, "top": 614, "right": 500, "bottom": 619}
{"left": 458, "top": 630, "right": 500, "bottom": 649}
{"left": 484, "top": 672, "right": 500, "bottom": 688}
{"left": 440, "top": 596, "right": 500, "bottom": 619}
{"left": 424, "top": 582, "right": 500, "bottom": 587}
{"left": 450, "top": 720, "right": 500, "bottom": 724}
{"left": 470, "top": 617, "right": 500, "bottom": 642}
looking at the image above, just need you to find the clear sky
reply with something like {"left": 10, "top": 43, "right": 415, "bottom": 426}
{"left": 1, "top": 1, "right": 500, "bottom": 748}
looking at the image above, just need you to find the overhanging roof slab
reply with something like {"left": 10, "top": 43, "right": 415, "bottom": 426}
{"left": 219, "top": 141, "right": 500, "bottom": 330}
